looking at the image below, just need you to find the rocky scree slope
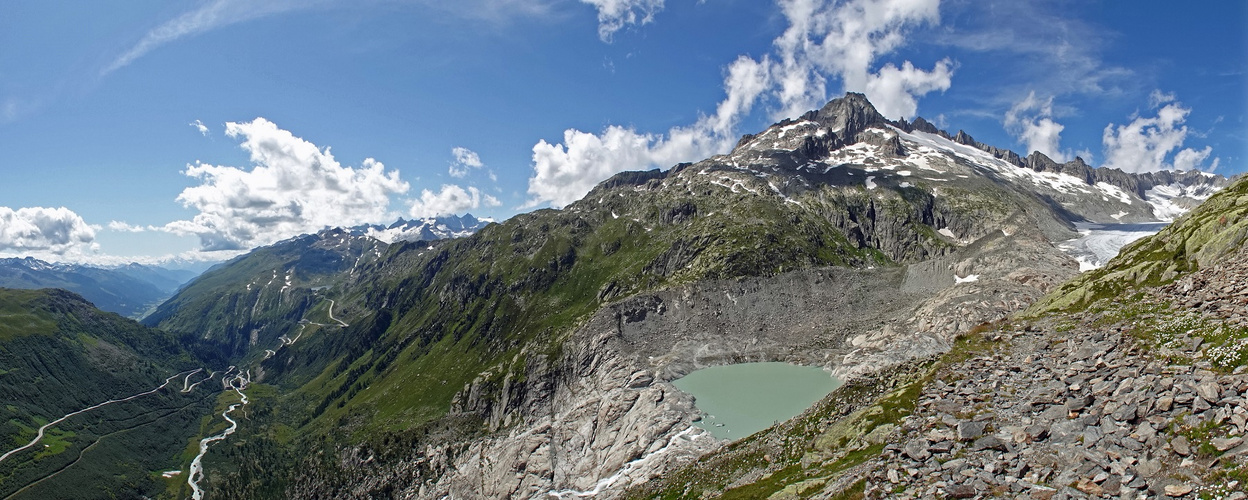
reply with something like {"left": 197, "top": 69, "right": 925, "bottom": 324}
{"left": 632, "top": 176, "right": 1248, "bottom": 499}
{"left": 173, "top": 94, "right": 1226, "bottom": 499}
{"left": 848, "top": 175, "right": 1248, "bottom": 499}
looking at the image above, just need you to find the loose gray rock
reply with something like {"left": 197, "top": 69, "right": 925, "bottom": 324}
{"left": 1213, "top": 436, "right": 1244, "bottom": 452}
{"left": 957, "top": 421, "right": 987, "bottom": 441}
{"left": 972, "top": 435, "right": 1007, "bottom": 452}
{"left": 1171, "top": 436, "right": 1191, "bottom": 456}
{"left": 945, "top": 484, "right": 977, "bottom": 498}
{"left": 904, "top": 439, "right": 931, "bottom": 461}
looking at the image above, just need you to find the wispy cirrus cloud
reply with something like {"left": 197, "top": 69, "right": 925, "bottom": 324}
{"left": 934, "top": 0, "right": 1134, "bottom": 104}
{"left": 105, "top": 0, "right": 564, "bottom": 76}
{"left": 103, "top": 0, "right": 328, "bottom": 75}
{"left": 580, "top": 0, "right": 665, "bottom": 42}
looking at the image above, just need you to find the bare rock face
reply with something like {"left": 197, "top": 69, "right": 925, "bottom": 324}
{"left": 419, "top": 326, "right": 719, "bottom": 499}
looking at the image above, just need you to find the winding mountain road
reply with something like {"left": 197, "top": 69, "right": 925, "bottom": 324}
{"left": 0, "top": 370, "right": 197, "bottom": 464}
{"left": 327, "top": 299, "right": 349, "bottom": 327}
{"left": 180, "top": 369, "right": 204, "bottom": 392}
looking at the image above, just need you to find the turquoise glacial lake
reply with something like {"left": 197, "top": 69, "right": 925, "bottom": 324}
{"left": 672, "top": 362, "right": 843, "bottom": 440}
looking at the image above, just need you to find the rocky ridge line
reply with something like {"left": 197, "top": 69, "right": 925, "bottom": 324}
{"left": 740, "top": 93, "right": 1225, "bottom": 210}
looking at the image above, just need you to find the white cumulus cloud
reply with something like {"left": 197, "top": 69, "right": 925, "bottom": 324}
{"left": 1148, "top": 89, "right": 1177, "bottom": 108}
{"left": 108, "top": 221, "right": 150, "bottom": 233}
{"left": 580, "top": 0, "right": 665, "bottom": 42}
{"left": 163, "top": 117, "right": 409, "bottom": 251}
{"left": 1173, "top": 146, "right": 1215, "bottom": 172}
{"left": 767, "top": 0, "right": 949, "bottom": 120}
{"left": 0, "top": 207, "right": 98, "bottom": 254}
{"left": 449, "top": 147, "right": 486, "bottom": 178}
{"left": 861, "top": 59, "right": 954, "bottom": 122}
{"left": 410, "top": 185, "right": 501, "bottom": 218}
{"left": 528, "top": 125, "right": 727, "bottom": 208}
{"left": 1101, "top": 93, "right": 1219, "bottom": 173}
{"left": 525, "top": 0, "right": 948, "bottom": 209}
{"left": 190, "top": 119, "right": 210, "bottom": 136}
{"left": 1005, "top": 91, "right": 1068, "bottom": 162}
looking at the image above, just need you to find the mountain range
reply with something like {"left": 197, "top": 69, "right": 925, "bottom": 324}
{"left": 0, "top": 258, "right": 198, "bottom": 318}
{"left": 0, "top": 215, "right": 491, "bottom": 321}
{"left": 0, "top": 93, "right": 1241, "bottom": 499}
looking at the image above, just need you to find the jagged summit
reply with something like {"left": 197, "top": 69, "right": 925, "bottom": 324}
{"left": 351, "top": 213, "right": 491, "bottom": 244}
{"left": 722, "top": 92, "right": 1227, "bottom": 223}
{"left": 805, "top": 92, "right": 893, "bottom": 139}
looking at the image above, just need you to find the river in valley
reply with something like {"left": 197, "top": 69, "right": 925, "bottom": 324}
{"left": 672, "top": 362, "right": 843, "bottom": 440}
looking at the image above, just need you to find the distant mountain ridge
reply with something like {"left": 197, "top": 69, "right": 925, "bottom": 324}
{"left": 0, "top": 257, "right": 198, "bottom": 318}
{"left": 736, "top": 92, "right": 1226, "bottom": 224}
{"left": 142, "top": 214, "right": 495, "bottom": 365}
{"left": 351, "top": 214, "right": 492, "bottom": 243}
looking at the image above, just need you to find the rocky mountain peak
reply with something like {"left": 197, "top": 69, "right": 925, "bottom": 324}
{"left": 952, "top": 130, "right": 977, "bottom": 146}
{"left": 1024, "top": 150, "right": 1058, "bottom": 171}
{"left": 804, "top": 92, "right": 893, "bottom": 140}
{"left": 908, "top": 116, "right": 944, "bottom": 135}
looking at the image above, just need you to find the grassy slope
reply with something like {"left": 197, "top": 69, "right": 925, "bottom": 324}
{"left": 0, "top": 288, "right": 213, "bottom": 499}
{"left": 145, "top": 231, "right": 384, "bottom": 366}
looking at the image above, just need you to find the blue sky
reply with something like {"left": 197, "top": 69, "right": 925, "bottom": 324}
{"left": 0, "top": 0, "right": 1244, "bottom": 265}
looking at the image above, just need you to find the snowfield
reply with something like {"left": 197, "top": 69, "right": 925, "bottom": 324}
{"left": 1058, "top": 222, "right": 1170, "bottom": 271}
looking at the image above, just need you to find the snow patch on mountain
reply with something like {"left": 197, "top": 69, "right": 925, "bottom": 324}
{"left": 355, "top": 214, "right": 492, "bottom": 244}
{"left": 1145, "top": 182, "right": 1221, "bottom": 222}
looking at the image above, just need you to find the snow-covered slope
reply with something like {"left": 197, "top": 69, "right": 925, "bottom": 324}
{"left": 725, "top": 95, "right": 1227, "bottom": 226}
{"left": 1145, "top": 179, "right": 1222, "bottom": 221}
{"left": 352, "top": 214, "right": 492, "bottom": 244}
